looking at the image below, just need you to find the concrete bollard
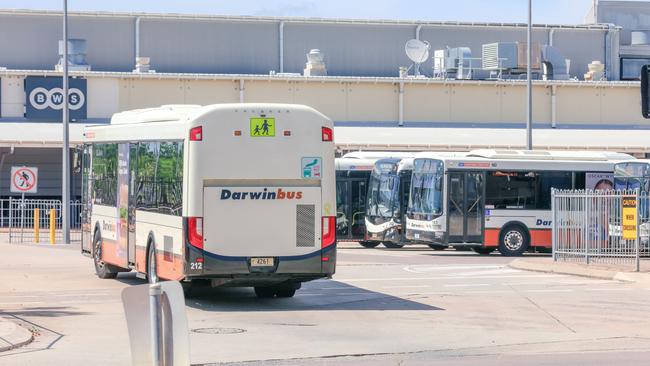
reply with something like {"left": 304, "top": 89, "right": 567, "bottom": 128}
{"left": 50, "top": 209, "right": 56, "bottom": 245}
{"left": 34, "top": 208, "right": 40, "bottom": 243}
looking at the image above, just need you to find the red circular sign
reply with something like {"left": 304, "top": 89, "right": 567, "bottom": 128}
{"left": 12, "top": 168, "right": 37, "bottom": 192}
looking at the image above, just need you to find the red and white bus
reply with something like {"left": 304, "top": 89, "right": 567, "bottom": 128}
{"left": 81, "top": 103, "right": 336, "bottom": 298}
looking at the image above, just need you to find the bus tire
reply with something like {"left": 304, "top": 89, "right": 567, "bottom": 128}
{"left": 498, "top": 225, "right": 529, "bottom": 257}
{"left": 428, "top": 244, "right": 447, "bottom": 251}
{"left": 382, "top": 241, "right": 404, "bottom": 249}
{"left": 147, "top": 242, "right": 159, "bottom": 284}
{"left": 275, "top": 287, "right": 297, "bottom": 298}
{"left": 359, "top": 241, "right": 380, "bottom": 248}
{"left": 93, "top": 231, "right": 118, "bottom": 279}
{"left": 254, "top": 286, "right": 276, "bottom": 299}
{"left": 473, "top": 247, "right": 496, "bottom": 255}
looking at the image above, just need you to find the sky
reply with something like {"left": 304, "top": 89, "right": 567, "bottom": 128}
{"left": 0, "top": 0, "right": 647, "bottom": 24}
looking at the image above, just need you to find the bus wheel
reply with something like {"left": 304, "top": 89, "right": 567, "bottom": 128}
{"left": 428, "top": 244, "right": 447, "bottom": 251}
{"left": 147, "top": 244, "right": 159, "bottom": 284}
{"left": 359, "top": 241, "right": 380, "bottom": 248}
{"left": 254, "top": 287, "right": 276, "bottom": 298}
{"left": 275, "top": 283, "right": 300, "bottom": 297}
{"left": 473, "top": 247, "right": 496, "bottom": 255}
{"left": 382, "top": 241, "right": 404, "bottom": 249}
{"left": 93, "top": 232, "right": 118, "bottom": 279}
{"left": 498, "top": 226, "right": 529, "bottom": 257}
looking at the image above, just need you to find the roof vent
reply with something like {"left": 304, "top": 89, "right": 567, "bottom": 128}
{"left": 133, "top": 57, "right": 155, "bottom": 73}
{"left": 55, "top": 39, "right": 91, "bottom": 71}
{"left": 304, "top": 49, "right": 327, "bottom": 77}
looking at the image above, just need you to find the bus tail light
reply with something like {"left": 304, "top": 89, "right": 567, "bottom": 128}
{"left": 190, "top": 126, "right": 203, "bottom": 141}
{"left": 321, "top": 216, "right": 336, "bottom": 248}
{"left": 188, "top": 217, "right": 204, "bottom": 249}
{"left": 322, "top": 127, "right": 333, "bottom": 142}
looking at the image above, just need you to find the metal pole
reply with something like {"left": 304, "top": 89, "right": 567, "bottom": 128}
{"left": 149, "top": 283, "right": 163, "bottom": 366}
{"left": 62, "top": 0, "right": 70, "bottom": 244}
{"left": 526, "top": 0, "right": 533, "bottom": 150}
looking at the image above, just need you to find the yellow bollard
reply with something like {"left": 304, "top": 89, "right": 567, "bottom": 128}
{"left": 49, "top": 209, "right": 56, "bottom": 245}
{"left": 34, "top": 208, "right": 40, "bottom": 244}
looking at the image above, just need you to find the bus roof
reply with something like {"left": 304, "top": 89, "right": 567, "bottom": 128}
{"left": 335, "top": 158, "right": 378, "bottom": 171}
{"left": 107, "top": 103, "right": 325, "bottom": 125}
{"left": 341, "top": 151, "right": 415, "bottom": 159}
{"left": 415, "top": 149, "right": 635, "bottom": 162}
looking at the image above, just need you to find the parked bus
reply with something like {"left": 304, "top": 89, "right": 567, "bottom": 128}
{"left": 81, "top": 104, "right": 337, "bottom": 298}
{"left": 405, "top": 150, "right": 634, "bottom": 256}
{"left": 335, "top": 152, "right": 414, "bottom": 243}
{"left": 364, "top": 157, "right": 415, "bottom": 249}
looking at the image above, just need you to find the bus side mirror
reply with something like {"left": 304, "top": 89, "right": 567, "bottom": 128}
{"left": 435, "top": 176, "right": 442, "bottom": 190}
{"left": 642, "top": 65, "right": 650, "bottom": 119}
{"left": 73, "top": 147, "right": 82, "bottom": 174}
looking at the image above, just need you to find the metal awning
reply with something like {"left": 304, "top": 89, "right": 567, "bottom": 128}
{"left": 0, "top": 123, "right": 87, "bottom": 148}
{"left": 334, "top": 127, "right": 650, "bottom": 154}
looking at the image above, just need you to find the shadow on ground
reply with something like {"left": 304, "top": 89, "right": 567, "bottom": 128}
{"left": 185, "top": 280, "right": 442, "bottom": 312}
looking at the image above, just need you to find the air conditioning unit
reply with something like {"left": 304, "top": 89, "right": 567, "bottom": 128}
{"left": 55, "top": 39, "right": 91, "bottom": 72}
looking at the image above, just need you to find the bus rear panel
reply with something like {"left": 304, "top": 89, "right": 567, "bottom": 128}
{"left": 184, "top": 105, "right": 336, "bottom": 286}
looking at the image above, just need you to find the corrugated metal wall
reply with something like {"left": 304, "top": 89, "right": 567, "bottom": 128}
{"left": 0, "top": 12, "right": 610, "bottom": 79}
{"left": 0, "top": 148, "right": 81, "bottom": 198}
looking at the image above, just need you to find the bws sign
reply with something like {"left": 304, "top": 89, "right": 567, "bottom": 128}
{"left": 25, "top": 76, "right": 87, "bottom": 120}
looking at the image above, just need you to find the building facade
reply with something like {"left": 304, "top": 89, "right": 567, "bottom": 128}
{"left": 0, "top": 2, "right": 649, "bottom": 199}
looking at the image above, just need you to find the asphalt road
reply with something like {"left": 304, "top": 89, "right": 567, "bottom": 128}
{"left": 1, "top": 242, "right": 650, "bottom": 365}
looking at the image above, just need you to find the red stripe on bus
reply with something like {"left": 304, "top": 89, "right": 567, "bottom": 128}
{"left": 155, "top": 252, "right": 184, "bottom": 281}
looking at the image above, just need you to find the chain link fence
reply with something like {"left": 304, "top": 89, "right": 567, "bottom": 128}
{"left": 552, "top": 189, "right": 650, "bottom": 271}
{"left": 2, "top": 198, "right": 83, "bottom": 244}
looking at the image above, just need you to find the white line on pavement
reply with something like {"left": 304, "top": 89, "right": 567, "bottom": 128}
{"left": 382, "top": 285, "right": 430, "bottom": 289}
{"left": 336, "top": 274, "right": 566, "bottom": 282}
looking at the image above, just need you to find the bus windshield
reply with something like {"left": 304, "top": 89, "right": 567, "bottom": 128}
{"left": 409, "top": 159, "right": 444, "bottom": 216}
{"left": 614, "top": 162, "right": 650, "bottom": 191}
{"left": 367, "top": 170, "right": 399, "bottom": 218}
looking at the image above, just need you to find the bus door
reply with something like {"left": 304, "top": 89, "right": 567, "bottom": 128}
{"left": 115, "top": 143, "right": 136, "bottom": 268}
{"left": 81, "top": 144, "right": 92, "bottom": 256}
{"left": 336, "top": 177, "right": 368, "bottom": 239}
{"left": 448, "top": 171, "right": 485, "bottom": 243}
{"left": 127, "top": 143, "right": 138, "bottom": 265}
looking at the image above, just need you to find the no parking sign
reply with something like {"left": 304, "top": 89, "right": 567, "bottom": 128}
{"left": 11, "top": 167, "right": 38, "bottom": 194}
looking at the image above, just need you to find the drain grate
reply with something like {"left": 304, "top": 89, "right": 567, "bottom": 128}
{"left": 191, "top": 327, "right": 246, "bottom": 335}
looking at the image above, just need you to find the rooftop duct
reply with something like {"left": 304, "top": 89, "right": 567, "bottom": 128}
{"left": 304, "top": 49, "right": 327, "bottom": 77}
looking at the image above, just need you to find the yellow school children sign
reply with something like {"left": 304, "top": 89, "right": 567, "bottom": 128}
{"left": 250, "top": 117, "right": 275, "bottom": 137}
{"left": 622, "top": 196, "right": 637, "bottom": 240}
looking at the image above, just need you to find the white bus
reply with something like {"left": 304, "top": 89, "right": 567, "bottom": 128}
{"left": 405, "top": 149, "right": 634, "bottom": 256}
{"left": 81, "top": 103, "right": 337, "bottom": 298}
{"left": 364, "top": 157, "right": 415, "bottom": 248}
{"left": 335, "top": 152, "right": 414, "bottom": 244}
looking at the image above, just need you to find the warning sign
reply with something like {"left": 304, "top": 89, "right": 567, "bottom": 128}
{"left": 622, "top": 196, "right": 637, "bottom": 241}
{"left": 250, "top": 117, "right": 275, "bottom": 137}
{"left": 11, "top": 167, "right": 38, "bottom": 194}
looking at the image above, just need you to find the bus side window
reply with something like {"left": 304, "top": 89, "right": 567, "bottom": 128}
{"left": 573, "top": 172, "right": 586, "bottom": 189}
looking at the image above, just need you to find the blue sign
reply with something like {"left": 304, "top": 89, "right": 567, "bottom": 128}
{"left": 25, "top": 76, "right": 87, "bottom": 120}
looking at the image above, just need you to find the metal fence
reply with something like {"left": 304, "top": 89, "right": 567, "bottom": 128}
{"left": 4, "top": 198, "right": 83, "bottom": 244}
{"left": 552, "top": 189, "right": 650, "bottom": 271}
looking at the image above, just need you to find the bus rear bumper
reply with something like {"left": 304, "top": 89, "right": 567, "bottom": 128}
{"left": 405, "top": 229, "right": 446, "bottom": 244}
{"left": 185, "top": 244, "right": 336, "bottom": 287}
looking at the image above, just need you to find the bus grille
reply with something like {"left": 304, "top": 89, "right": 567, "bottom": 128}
{"left": 296, "top": 204, "right": 316, "bottom": 247}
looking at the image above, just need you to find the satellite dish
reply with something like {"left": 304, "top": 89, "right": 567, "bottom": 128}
{"left": 405, "top": 39, "right": 430, "bottom": 76}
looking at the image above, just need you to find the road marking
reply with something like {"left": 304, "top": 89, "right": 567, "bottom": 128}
{"left": 403, "top": 265, "right": 506, "bottom": 273}
{"left": 337, "top": 274, "right": 566, "bottom": 282}
{"left": 382, "top": 285, "right": 430, "bottom": 289}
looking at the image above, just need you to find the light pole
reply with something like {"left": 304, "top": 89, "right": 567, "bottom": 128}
{"left": 526, "top": 0, "right": 533, "bottom": 150}
{"left": 62, "top": 0, "right": 70, "bottom": 244}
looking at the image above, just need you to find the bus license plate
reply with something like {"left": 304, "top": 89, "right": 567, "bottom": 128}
{"left": 251, "top": 257, "right": 274, "bottom": 267}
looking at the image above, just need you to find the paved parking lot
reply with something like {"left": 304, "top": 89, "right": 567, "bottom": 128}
{"left": 1, "top": 242, "right": 650, "bottom": 365}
